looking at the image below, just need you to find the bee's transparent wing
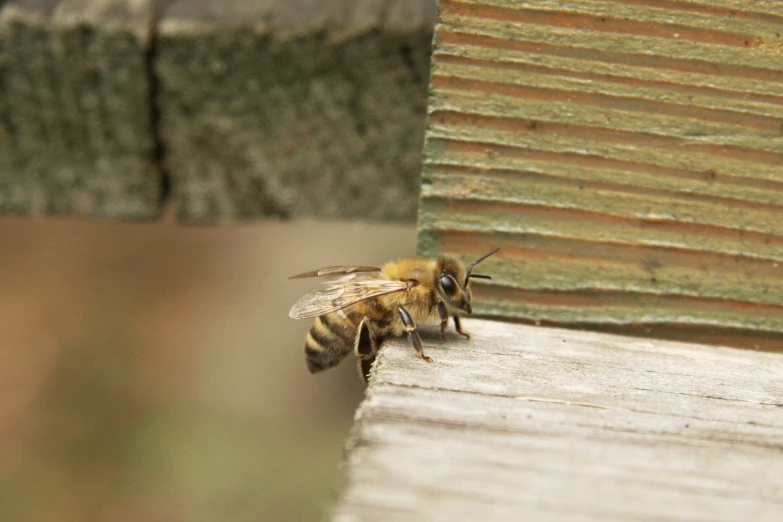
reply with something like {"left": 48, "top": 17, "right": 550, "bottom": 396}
{"left": 289, "top": 273, "right": 408, "bottom": 319}
{"left": 289, "top": 266, "right": 381, "bottom": 279}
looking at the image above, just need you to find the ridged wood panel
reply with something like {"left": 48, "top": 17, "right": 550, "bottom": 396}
{"left": 417, "top": 0, "right": 783, "bottom": 350}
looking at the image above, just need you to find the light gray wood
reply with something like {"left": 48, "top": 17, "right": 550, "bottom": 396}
{"left": 333, "top": 319, "right": 783, "bottom": 521}
{"left": 0, "top": 0, "right": 162, "bottom": 219}
{"left": 156, "top": 0, "right": 435, "bottom": 223}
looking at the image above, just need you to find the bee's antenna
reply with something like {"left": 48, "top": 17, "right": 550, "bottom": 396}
{"left": 464, "top": 248, "right": 500, "bottom": 287}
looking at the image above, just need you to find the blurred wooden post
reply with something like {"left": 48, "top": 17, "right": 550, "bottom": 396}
{"left": 334, "top": 1, "right": 783, "bottom": 520}
{"left": 155, "top": 0, "right": 435, "bottom": 223}
{"left": 0, "top": 0, "right": 162, "bottom": 219}
{"left": 0, "top": 0, "right": 436, "bottom": 222}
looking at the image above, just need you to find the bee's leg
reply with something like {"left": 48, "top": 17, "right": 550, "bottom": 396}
{"left": 354, "top": 319, "right": 376, "bottom": 383}
{"left": 437, "top": 301, "right": 449, "bottom": 341}
{"left": 453, "top": 316, "right": 471, "bottom": 340}
{"left": 398, "top": 306, "right": 433, "bottom": 363}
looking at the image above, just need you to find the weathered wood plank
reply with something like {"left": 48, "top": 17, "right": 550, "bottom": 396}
{"left": 418, "top": 0, "right": 783, "bottom": 349}
{"left": 333, "top": 319, "right": 783, "bottom": 521}
{"left": 155, "top": 0, "right": 436, "bottom": 223}
{"left": 0, "top": 0, "right": 162, "bottom": 219}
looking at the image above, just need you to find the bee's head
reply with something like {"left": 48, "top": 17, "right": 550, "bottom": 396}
{"left": 435, "top": 248, "right": 499, "bottom": 315}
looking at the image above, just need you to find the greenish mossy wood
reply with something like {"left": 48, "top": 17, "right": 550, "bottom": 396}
{"left": 157, "top": 0, "right": 435, "bottom": 223}
{"left": 0, "top": 0, "right": 437, "bottom": 223}
{"left": 417, "top": 0, "right": 783, "bottom": 350}
{"left": 0, "top": 0, "right": 161, "bottom": 219}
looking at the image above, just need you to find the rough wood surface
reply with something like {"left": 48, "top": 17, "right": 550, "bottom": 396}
{"left": 156, "top": 0, "right": 435, "bottom": 223}
{"left": 0, "top": 0, "right": 436, "bottom": 223}
{"left": 0, "top": 0, "right": 161, "bottom": 219}
{"left": 333, "top": 319, "right": 783, "bottom": 521}
{"left": 417, "top": 0, "right": 783, "bottom": 349}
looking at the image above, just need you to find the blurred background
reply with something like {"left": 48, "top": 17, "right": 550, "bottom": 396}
{"left": 0, "top": 0, "right": 434, "bottom": 519}
{"left": 0, "top": 215, "right": 416, "bottom": 521}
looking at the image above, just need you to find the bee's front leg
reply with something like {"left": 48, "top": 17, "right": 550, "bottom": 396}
{"left": 398, "top": 306, "right": 433, "bottom": 363}
{"left": 437, "top": 301, "right": 449, "bottom": 341}
{"left": 453, "top": 316, "right": 471, "bottom": 340}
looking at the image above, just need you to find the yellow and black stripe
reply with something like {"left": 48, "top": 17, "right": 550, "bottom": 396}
{"left": 304, "top": 313, "right": 356, "bottom": 373}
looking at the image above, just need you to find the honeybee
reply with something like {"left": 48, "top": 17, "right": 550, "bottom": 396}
{"left": 288, "top": 248, "right": 499, "bottom": 382}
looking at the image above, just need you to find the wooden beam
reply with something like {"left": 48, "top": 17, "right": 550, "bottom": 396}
{"left": 156, "top": 0, "right": 435, "bottom": 223}
{"left": 417, "top": 0, "right": 783, "bottom": 349}
{"left": 333, "top": 319, "right": 783, "bottom": 521}
{"left": 0, "top": 0, "right": 162, "bottom": 219}
{"left": 0, "top": 0, "right": 437, "bottom": 223}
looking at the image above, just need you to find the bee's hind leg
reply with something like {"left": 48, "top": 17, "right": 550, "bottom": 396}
{"left": 397, "top": 306, "right": 433, "bottom": 363}
{"left": 453, "top": 316, "right": 471, "bottom": 340}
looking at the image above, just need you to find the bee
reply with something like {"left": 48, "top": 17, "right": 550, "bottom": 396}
{"left": 288, "top": 248, "right": 499, "bottom": 382}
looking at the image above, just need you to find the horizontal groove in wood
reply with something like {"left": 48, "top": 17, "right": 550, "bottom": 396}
{"left": 423, "top": 229, "right": 783, "bottom": 307}
{"left": 430, "top": 90, "right": 782, "bottom": 156}
{"left": 605, "top": 0, "right": 783, "bottom": 20}
{"left": 425, "top": 139, "right": 783, "bottom": 206}
{"left": 420, "top": 196, "right": 783, "bottom": 262}
{"left": 431, "top": 60, "right": 783, "bottom": 129}
{"left": 434, "top": 38, "right": 783, "bottom": 102}
{"left": 426, "top": 162, "right": 783, "bottom": 216}
{"left": 443, "top": 0, "right": 783, "bottom": 41}
{"left": 362, "top": 401, "right": 783, "bottom": 447}
{"left": 366, "top": 385, "right": 783, "bottom": 436}
{"left": 426, "top": 120, "right": 783, "bottom": 184}
{"left": 421, "top": 171, "right": 783, "bottom": 238}
{"left": 478, "top": 314, "right": 783, "bottom": 352}
{"left": 471, "top": 288, "right": 783, "bottom": 330}
{"left": 435, "top": 39, "right": 783, "bottom": 104}
{"left": 472, "top": 299, "right": 783, "bottom": 348}
{"left": 438, "top": 31, "right": 783, "bottom": 93}
{"left": 438, "top": 12, "right": 783, "bottom": 73}
{"left": 470, "top": 289, "right": 783, "bottom": 334}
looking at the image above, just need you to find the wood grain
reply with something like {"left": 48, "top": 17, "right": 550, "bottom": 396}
{"left": 0, "top": 0, "right": 161, "bottom": 219}
{"left": 333, "top": 319, "right": 783, "bottom": 521}
{"left": 156, "top": 0, "right": 436, "bottom": 223}
{"left": 418, "top": 0, "right": 783, "bottom": 349}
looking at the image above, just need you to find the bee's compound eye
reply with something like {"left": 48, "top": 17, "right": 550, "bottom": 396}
{"left": 440, "top": 275, "right": 457, "bottom": 296}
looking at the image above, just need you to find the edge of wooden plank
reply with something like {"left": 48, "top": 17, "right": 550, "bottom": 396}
{"left": 333, "top": 318, "right": 783, "bottom": 520}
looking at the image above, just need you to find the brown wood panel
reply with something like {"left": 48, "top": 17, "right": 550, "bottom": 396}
{"left": 418, "top": 0, "right": 783, "bottom": 349}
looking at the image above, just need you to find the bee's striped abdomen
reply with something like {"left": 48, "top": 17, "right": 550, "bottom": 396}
{"left": 305, "top": 312, "right": 356, "bottom": 373}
